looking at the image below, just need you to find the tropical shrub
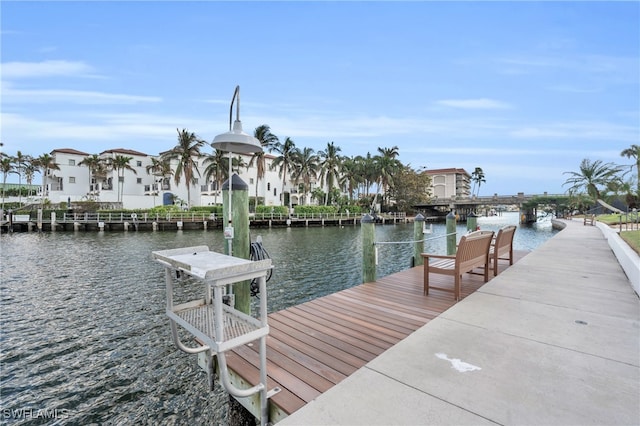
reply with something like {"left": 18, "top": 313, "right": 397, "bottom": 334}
{"left": 256, "top": 205, "right": 288, "bottom": 215}
{"left": 190, "top": 205, "right": 223, "bottom": 214}
{"left": 294, "top": 205, "right": 338, "bottom": 215}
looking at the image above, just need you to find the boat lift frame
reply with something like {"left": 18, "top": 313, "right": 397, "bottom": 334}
{"left": 153, "top": 246, "right": 278, "bottom": 426}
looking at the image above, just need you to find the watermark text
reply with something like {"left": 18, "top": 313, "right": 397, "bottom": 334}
{"left": 2, "top": 407, "right": 71, "bottom": 421}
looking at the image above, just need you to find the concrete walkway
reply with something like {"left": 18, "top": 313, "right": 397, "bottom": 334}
{"left": 279, "top": 219, "right": 640, "bottom": 425}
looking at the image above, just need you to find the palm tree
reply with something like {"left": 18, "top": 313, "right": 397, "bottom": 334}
{"left": 271, "top": 137, "right": 297, "bottom": 210}
{"left": 358, "top": 153, "right": 377, "bottom": 201}
{"left": 33, "top": 153, "right": 60, "bottom": 207}
{"left": 620, "top": 144, "right": 640, "bottom": 172}
{"left": 13, "top": 151, "right": 30, "bottom": 205}
{"left": 620, "top": 144, "right": 640, "bottom": 196}
{"left": 23, "top": 159, "right": 37, "bottom": 199}
{"left": 146, "top": 157, "right": 172, "bottom": 206}
{"left": 291, "top": 147, "right": 319, "bottom": 205}
{"left": 374, "top": 146, "right": 401, "bottom": 209}
{"left": 254, "top": 124, "right": 279, "bottom": 152}
{"left": 202, "top": 148, "right": 226, "bottom": 205}
{"left": 471, "top": 167, "right": 486, "bottom": 197}
{"left": 1, "top": 157, "right": 16, "bottom": 210}
{"left": 78, "top": 154, "right": 104, "bottom": 200}
{"left": 563, "top": 159, "right": 624, "bottom": 202}
{"left": 318, "top": 141, "right": 342, "bottom": 205}
{"left": 109, "top": 155, "right": 137, "bottom": 203}
{"left": 161, "top": 128, "right": 205, "bottom": 209}
{"left": 232, "top": 154, "right": 248, "bottom": 174}
{"left": 249, "top": 125, "right": 279, "bottom": 208}
{"left": 340, "top": 156, "right": 363, "bottom": 202}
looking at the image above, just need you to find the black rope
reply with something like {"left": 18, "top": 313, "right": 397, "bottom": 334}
{"left": 250, "top": 240, "right": 272, "bottom": 297}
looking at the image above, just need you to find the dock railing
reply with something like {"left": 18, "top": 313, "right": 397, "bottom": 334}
{"left": 62, "top": 212, "right": 212, "bottom": 223}
{"left": 250, "top": 211, "right": 406, "bottom": 221}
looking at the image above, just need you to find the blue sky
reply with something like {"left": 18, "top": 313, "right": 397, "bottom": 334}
{"left": 2, "top": 1, "right": 638, "bottom": 195}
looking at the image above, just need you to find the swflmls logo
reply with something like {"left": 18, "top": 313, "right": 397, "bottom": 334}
{"left": 2, "top": 408, "right": 71, "bottom": 420}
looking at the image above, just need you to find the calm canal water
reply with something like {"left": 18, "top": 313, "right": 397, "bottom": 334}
{"left": 0, "top": 212, "right": 556, "bottom": 425}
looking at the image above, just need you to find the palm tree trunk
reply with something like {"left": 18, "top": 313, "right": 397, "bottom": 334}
{"left": 282, "top": 177, "right": 287, "bottom": 211}
{"left": 255, "top": 177, "right": 260, "bottom": 209}
{"left": 18, "top": 169, "right": 22, "bottom": 206}
{"left": 41, "top": 167, "right": 47, "bottom": 207}
{"left": 2, "top": 175, "right": 7, "bottom": 210}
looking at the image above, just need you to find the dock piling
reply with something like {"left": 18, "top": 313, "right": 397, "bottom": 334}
{"left": 362, "top": 214, "right": 376, "bottom": 283}
{"left": 446, "top": 211, "right": 457, "bottom": 255}
{"left": 413, "top": 214, "right": 425, "bottom": 266}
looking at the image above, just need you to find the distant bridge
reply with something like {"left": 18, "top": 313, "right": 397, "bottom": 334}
{"left": 417, "top": 192, "right": 567, "bottom": 208}
{"left": 416, "top": 192, "right": 568, "bottom": 224}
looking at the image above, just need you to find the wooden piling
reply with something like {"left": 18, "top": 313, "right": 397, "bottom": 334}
{"left": 362, "top": 214, "right": 376, "bottom": 283}
{"left": 446, "top": 211, "right": 457, "bottom": 255}
{"left": 413, "top": 213, "right": 425, "bottom": 267}
{"left": 222, "top": 174, "right": 251, "bottom": 314}
{"left": 467, "top": 212, "right": 478, "bottom": 232}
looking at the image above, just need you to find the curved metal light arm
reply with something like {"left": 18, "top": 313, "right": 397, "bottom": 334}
{"left": 228, "top": 85, "right": 240, "bottom": 131}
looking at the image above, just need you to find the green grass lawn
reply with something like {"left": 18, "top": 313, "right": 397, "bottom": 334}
{"left": 620, "top": 230, "right": 640, "bottom": 255}
{"left": 596, "top": 213, "right": 639, "bottom": 225}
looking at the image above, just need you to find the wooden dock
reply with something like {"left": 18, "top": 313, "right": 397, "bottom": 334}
{"left": 224, "top": 250, "right": 528, "bottom": 422}
{"left": 1, "top": 213, "right": 411, "bottom": 232}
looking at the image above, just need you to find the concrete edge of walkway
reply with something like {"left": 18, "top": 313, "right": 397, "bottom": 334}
{"left": 596, "top": 221, "right": 640, "bottom": 296}
{"left": 554, "top": 218, "right": 639, "bottom": 296}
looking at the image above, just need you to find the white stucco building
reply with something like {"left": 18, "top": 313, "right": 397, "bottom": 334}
{"left": 41, "top": 148, "right": 322, "bottom": 209}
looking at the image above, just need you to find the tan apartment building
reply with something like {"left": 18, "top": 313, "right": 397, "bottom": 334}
{"left": 424, "top": 168, "right": 472, "bottom": 200}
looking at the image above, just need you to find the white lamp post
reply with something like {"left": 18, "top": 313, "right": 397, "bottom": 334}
{"left": 212, "top": 86, "right": 263, "bottom": 256}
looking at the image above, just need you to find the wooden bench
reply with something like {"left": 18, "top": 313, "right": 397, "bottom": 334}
{"left": 490, "top": 225, "right": 516, "bottom": 276}
{"left": 584, "top": 214, "right": 596, "bottom": 226}
{"left": 421, "top": 230, "right": 494, "bottom": 301}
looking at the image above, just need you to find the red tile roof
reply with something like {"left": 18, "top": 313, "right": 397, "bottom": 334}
{"left": 51, "top": 148, "right": 91, "bottom": 156}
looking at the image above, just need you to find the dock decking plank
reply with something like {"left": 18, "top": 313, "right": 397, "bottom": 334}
{"left": 265, "top": 331, "right": 348, "bottom": 384}
{"left": 265, "top": 316, "right": 366, "bottom": 368}
{"left": 295, "top": 302, "right": 405, "bottom": 344}
{"left": 277, "top": 308, "right": 384, "bottom": 358}
{"left": 225, "top": 250, "right": 528, "bottom": 420}
{"left": 311, "top": 297, "right": 420, "bottom": 334}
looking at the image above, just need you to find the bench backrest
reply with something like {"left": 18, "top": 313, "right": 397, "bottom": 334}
{"left": 495, "top": 225, "right": 516, "bottom": 255}
{"left": 456, "top": 230, "right": 494, "bottom": 271}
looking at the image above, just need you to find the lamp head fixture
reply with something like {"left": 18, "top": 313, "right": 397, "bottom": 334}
{"left": 211, "top": 86, "right": 263, "bottom": 154}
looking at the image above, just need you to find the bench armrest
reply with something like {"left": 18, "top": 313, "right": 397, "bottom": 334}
{"left": 421, "top": 253, "right": 455, "bottom": 260}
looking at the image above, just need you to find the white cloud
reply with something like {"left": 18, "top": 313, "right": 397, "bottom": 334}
{"left": 2, "top": 60, "right": 97, "bottom": 79}
{"left": 435, "top": 98, "right": 512, "bottom": 109}
{"left": 408, "top": 146, "right": 620, "bottom": 159}
{"left": 3, "top": 85, "right": 162, "bottom": 104}
{"left": 0, "top": 111, "right": 226, "bottom": 154}
{"left": 510, "top": 121, "right": 639, "bottom": 142}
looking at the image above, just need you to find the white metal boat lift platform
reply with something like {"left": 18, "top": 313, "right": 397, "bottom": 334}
{"left": 152, "top": 246, "right": 277, "bottom": 426}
